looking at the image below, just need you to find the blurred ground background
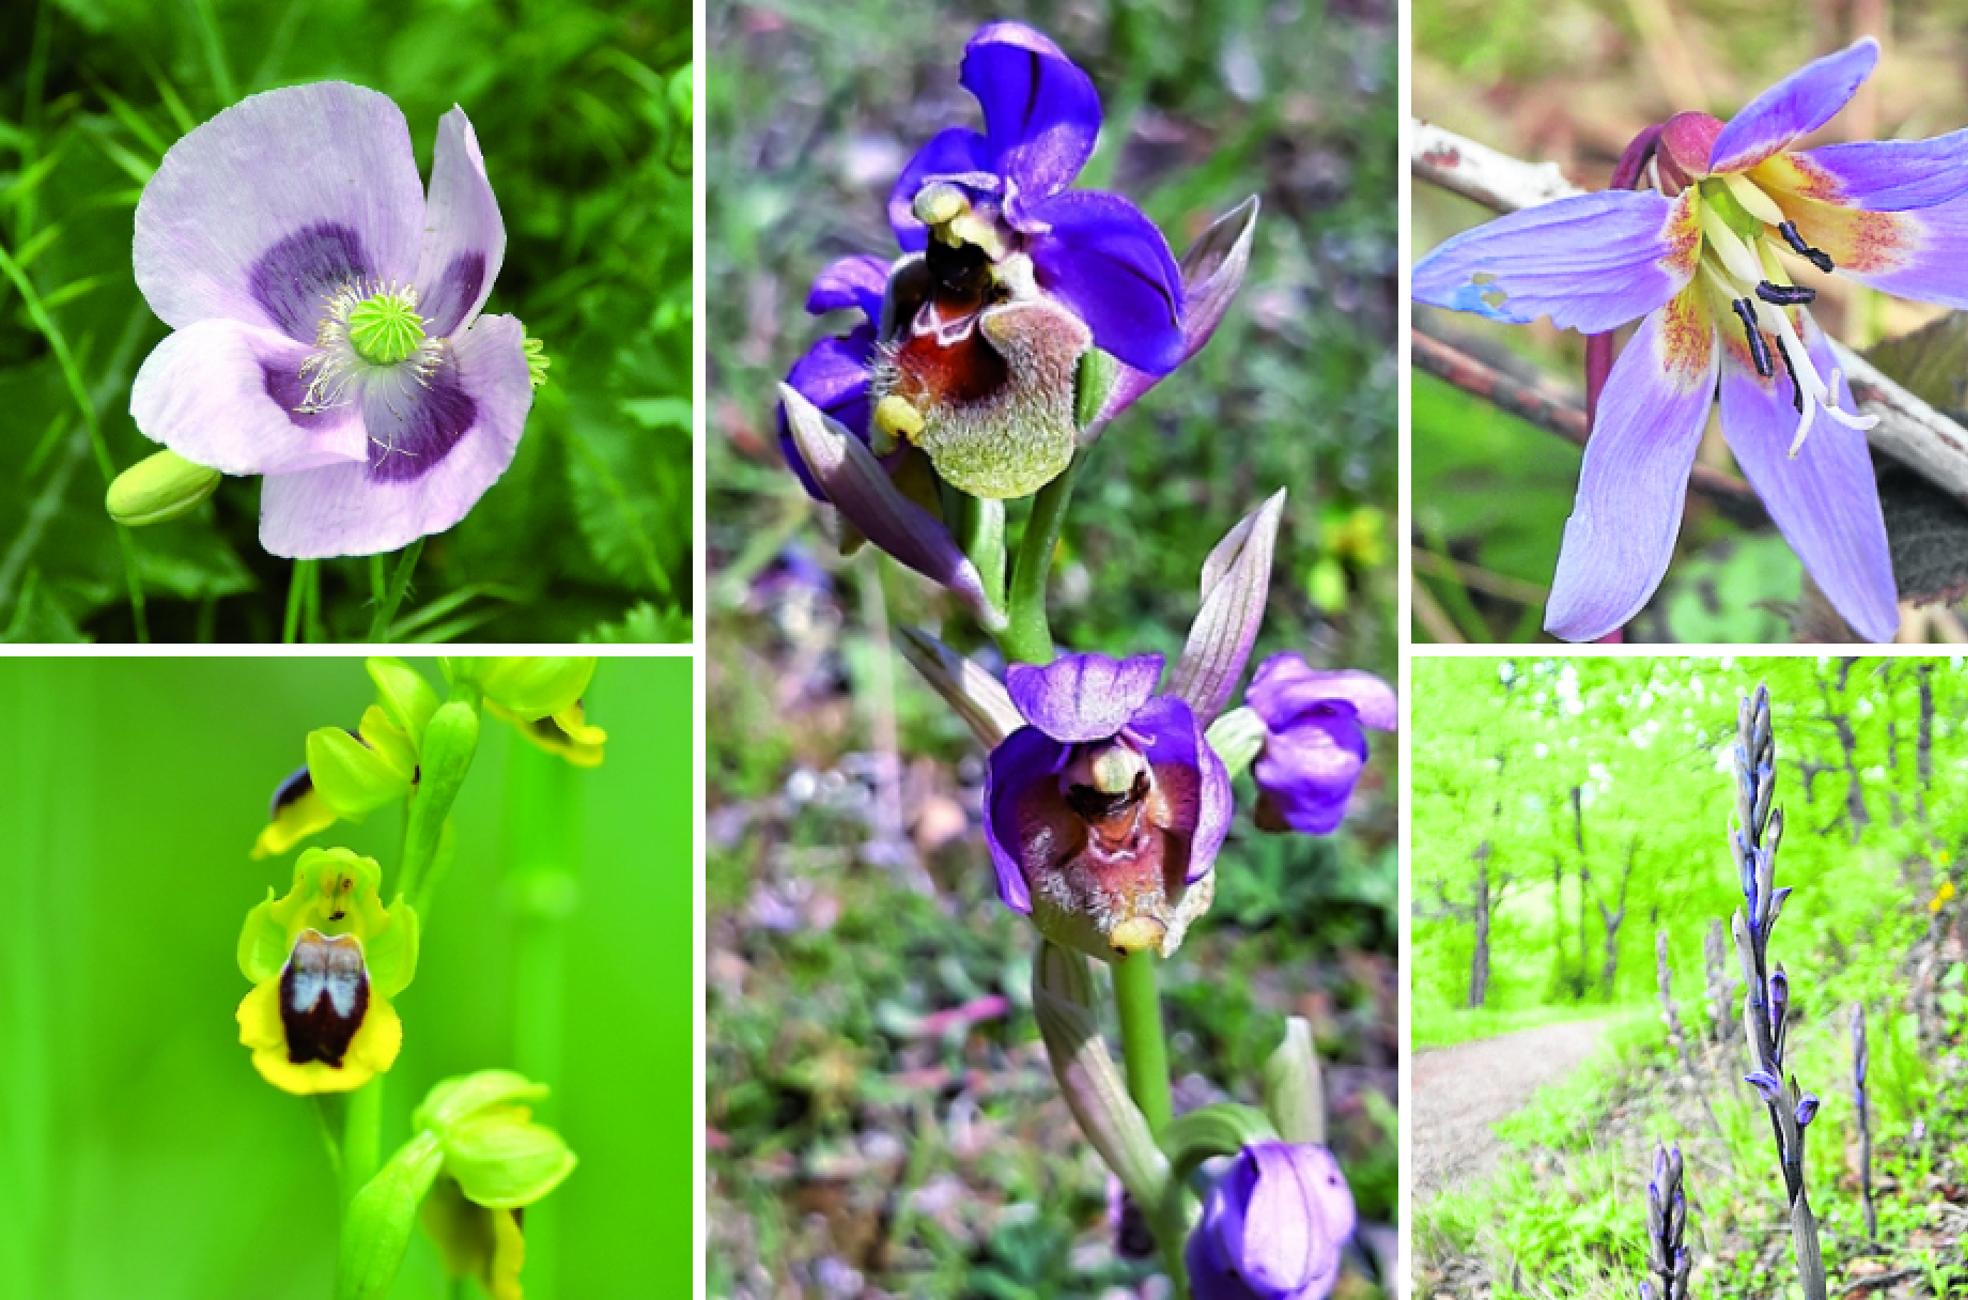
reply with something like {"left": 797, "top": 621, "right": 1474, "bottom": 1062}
{"left": 707, "top": 0, "right": 1399, "bottom": 1294}
{"left": 0, "top": 0, "right": 691, "bottom": 643}
{"left": 1414, "top": 6, "right": 1968, "bottom": 643}
{"left": 0, "top": 656, "right": 693, "bottom": 1298}
{"left": 1411, "top": 657, "right": 1968, "bottom": 1297}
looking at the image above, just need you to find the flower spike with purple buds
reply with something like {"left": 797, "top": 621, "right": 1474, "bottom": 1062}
{"left": 1639, "top": 1143, "right": 1691, "bottom": 1300}
{"left": 1410, "top": 38, "right": 1968, "bottom": 641}
{"left": 129, "top": 83, "right": 535, "bottom": 558}
{"left": 1726, "top": 683, "right": 1829, "bottom": 1300}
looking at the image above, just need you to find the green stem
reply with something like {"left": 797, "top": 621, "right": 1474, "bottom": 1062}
{"left": 368, "top": 538, "right": 425, "bottom": 641}
{"left": 509, "top": 734, "right": 578, "bottom": 1298}
{"left": 283, "top": 560, "right": 313, "bottom": 644}
{"left": 1112, "top": 952, "right": 1174, "bottom": 1135}
{"left": 999, "top": 459, "right": 1080, "bottom": 663}
{"left": 341, "top": 1079, "right": 383, "bottom": 1208}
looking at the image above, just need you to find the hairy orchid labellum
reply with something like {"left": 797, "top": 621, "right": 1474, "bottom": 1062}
{"left": 1411, "top": 37, "right": 1968, "bottom": 642}
{"left": 985, "top": 652, "right": 1231, "bottom": 960}
{"left": 130, "top": 82, "right": 533, "bottom": 557}
{"left": 1245, "top": 657, "right": 1396, "bottom": 836}
{"left": 236, "top": 847, "right": 419, "bottom": 1094}
{"left": 1185, "top": 1141, "right": 1356, "bottom": 1300}
{"left": 869, "top": 22, "right": 1184, "bottom": 498}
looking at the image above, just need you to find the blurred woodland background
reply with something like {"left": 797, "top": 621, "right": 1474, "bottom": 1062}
{"left": 707, "top": 0, "right": 1399, "bottom": 1294}
{"left": 1414, "top": 5, "right": 1968, "bottom": 643}
{"left": 1412, "top": 657, "right": 1968, "bottom": 1297}
{"left": 0, "top": 0, "right": 692, "bottom": 642}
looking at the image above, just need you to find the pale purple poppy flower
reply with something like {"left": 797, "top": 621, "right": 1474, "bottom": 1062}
{"left": 1413, "top": 37, "right": 1968, "bottom": 642}
{"left": 983, "top": 651, "right": 1230, "bottom": 959}
{"left": 888, "top": 22, "right": 1184, "bottom": 376}
{"left": 130, "top": 82, "right": 532, "bottom": 558}
{"left": 778, "top": 254, "right": 890, "bottom": 499}
{"left": 1246, "top": 655, "right": 1395, "bottom": 836}
{"left": 1186, "top": 1142, "right": 1356, "bottom": 1300}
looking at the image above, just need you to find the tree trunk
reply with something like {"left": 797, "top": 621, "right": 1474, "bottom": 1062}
{"left": 1469, "top": 844, "right": 1491, "bottom": 1009}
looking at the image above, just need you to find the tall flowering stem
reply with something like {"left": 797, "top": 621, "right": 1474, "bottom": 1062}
{"left": 1727, "top": 684, "right": 1827, "bottom": 1300}
{"left": 1640, "top": 1142, "right": 1690, "bottom": 1300}
{"left": 1853, "top": 1005, "right": 1877, "bottom": 1241}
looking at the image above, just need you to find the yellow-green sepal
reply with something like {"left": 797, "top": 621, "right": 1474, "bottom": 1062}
{"left": 366, "top": 657, "right": 440, "bottom": 746}
{"left": 445, "top": 657, "right": 596, "bottom": 719}
{"left": 307, "top": 709, "right": 416, "bottom": 820}
{"left": 440, "top": 1111, "right": 578, "bottom": 1209}
{"left": 414, "top": 1070, "right": 550, "bottom": 1134}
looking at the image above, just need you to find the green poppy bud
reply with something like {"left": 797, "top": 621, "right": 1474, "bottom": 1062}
{"left": 105, "top": 449, "right": 221, "bottom": 526}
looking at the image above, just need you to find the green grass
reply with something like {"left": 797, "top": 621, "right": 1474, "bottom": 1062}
{"left": 0, "top": 0, "right": 691, "bottom": 642}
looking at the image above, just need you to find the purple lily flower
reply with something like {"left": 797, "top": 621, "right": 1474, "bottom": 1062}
{"left": 777, "top": 254, "right": 890, "bottom": 500}
{"left": 983, "top": 652, "right": 1230, "bottom": 960}
{"left": 130, "top": 82, "right": 532, "bottom": 558}
{"left": 1186, "top": 1142, "right": 1356, "bottom": 1300}
{"left": 1413, "top": 37, "right": 1968, "bottom": 642}
{"left": 1245, "top": 655, "right": 1396, "bottom": 836}
{"left": 888, "top": 22, "right": 1184, "bottom": 376}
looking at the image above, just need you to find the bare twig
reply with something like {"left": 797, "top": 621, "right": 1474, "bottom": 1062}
{"left": 1413, "top": 321, "right": 1763, "bottom": 513}
{"left": 1414, "top": 119, "right": 1968, "bottom": 505}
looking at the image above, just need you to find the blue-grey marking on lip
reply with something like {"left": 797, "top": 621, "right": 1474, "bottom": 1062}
{"left": 280, "top": 930, "right": 370, "bottom": 1068}
{"left": 361, "top": 357, "right": 477, "bottom": 483}
{"left": 417, "top": 252, "right": 487, "bottom": 338}
{"left": 248, "top": 222, "right": 371, "bottom": 341}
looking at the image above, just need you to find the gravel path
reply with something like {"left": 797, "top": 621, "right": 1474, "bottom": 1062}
{"left": 1413, "top": 1017, "right": 1617, "bottom": 1205}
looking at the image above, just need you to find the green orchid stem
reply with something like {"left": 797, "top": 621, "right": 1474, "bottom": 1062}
{"left": 341, "top": 1079, "right": 383, "bottom": 1209}
{"left": 1112, "top": 952, "right": 1174, "bottom": 1136}
{"left": 368, "top": 537, "right": 425, "bottom": 641}
{"left": 1000, "top": 459, "right": 1081, "bottom": 662}
{"left": 509, "top": 733, "right": 579, "bottom": 1299}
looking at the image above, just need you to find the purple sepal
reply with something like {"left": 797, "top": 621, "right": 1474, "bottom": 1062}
{"left": 1023, "top": 188, "right": 1185, "bottom": 375}
{"left": 1745, "top": 1069, "right": 1782, "bottom": 1101}
{"left": 961, "top": 22, "right": 1101, "bottom": 209}
{"left": 1796, "top": 1093, "right": 1821, "bottom": 1127}
{"left": 1709, "top": 38, "right": 1879, "bottom": 175}
{"left": 778, "top": 384, "right": 1004, "bottom": 629}
{"left": 1167, "top": 490, "right": 1284, "bottom": 723}
{"left": 982, "top": 725, "right": 1067, "bottom": 914}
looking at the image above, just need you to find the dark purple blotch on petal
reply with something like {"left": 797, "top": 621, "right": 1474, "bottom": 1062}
{"left": 249, "top": 223, "right": 370, "bottom": 340}
{"left": 418, "top": 252, "right": 487, "bottom": 338}
{"left": 362, "top": 359, "right": 477, "bottom": 483}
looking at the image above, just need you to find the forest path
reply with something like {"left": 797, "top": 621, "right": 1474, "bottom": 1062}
{"left": 1413, "top": 1015, "right": 1620, "bottom": 1206}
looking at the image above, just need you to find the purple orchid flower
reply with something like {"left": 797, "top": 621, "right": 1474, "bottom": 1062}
{"left": 777, "top": 254, "right": 890, "bottom": 500}
{"left": 983, "top": 652, "right": 1230, "bottom": 960}
{"left": 1413, "top": 37, "right": 1968, "bottom": 642}
{"left": 130, "top": 82, "right": 532, "bottom": 558}
{"left": 888, "top": 22, "right": 1184, "bottom": 377}
{"left": 1245, "top": 655, "right": 1396, "bottom": 835}
{"left": 1186, "top": 1142, "right": 1356, "bottom": 1300}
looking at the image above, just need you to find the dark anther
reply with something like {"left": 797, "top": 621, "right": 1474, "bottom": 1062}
{"left": 1778, "top": 221, "right": 1835, "bottom": 274}
{"left": 1732, "top": 299, "right": 1773, "bottom": 379}
{"left": 1774, "top": 338, "right": 1805, "bottom": 414}
{"left": 1755, "top": 281, "right": 1817, "bottom": 306}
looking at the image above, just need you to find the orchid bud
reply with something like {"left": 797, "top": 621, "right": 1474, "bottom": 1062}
{"left": 1186, "top": 1143, "right": 1355, "bottom": 1300}
{"left": 105, "top": 448, "right": 221, "bottom": 526}
{"left": 1796, "top": 1094, "right": 1820, "bottom": 1128}
{"left": 365, "top": 657, "right": 441, "bottom": 746}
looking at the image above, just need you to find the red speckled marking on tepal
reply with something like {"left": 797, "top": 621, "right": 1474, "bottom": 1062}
{"left": 1754, "top": 154, "right": 1842, "bottom": 203}
{"left": 1777, "top": 197, "right": 1916, "bottom": 275}
{"left": 1658, "top": 188, "right": 1706, "bottom": 281}
{"left": 1656, "top": 285, "right": 1715, "bottom": 387}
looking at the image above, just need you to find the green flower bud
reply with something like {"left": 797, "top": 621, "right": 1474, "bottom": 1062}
{"left": 105, "top": 449, "right": 221, "bottom": 526}
{"left": 306, "top": 711, "right": 416, "bottom": 821}
{"left": 1205, "top": 706, "right": 1267, "bottom": 780}
{"left": 420, "top": 1179, "right": 525, "bottom": 1300}
{"left": 442, "top": 657, "right": 595, "bottom": 720}
{"left": 1262, "top": 1016, "right": 1327, "bottom": 1145}
{"left": 401, "top": 700, "right": 480, "bottom": 900}
{"left": 414, "top": 1070, "right": 550, "bottom": 1134}
{"left": 337, "top": 1130, "right": 443, "bottom": 1300}
{"left": 440, "top": 1111, "right": 578, "bottom": 1209}
{"left": 365, "top": 657, "right": 440, "bottom": 746}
